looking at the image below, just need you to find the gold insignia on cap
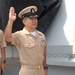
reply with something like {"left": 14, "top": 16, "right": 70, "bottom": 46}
{"left": 18, "top": 6, "right": 38, "bottom": 18}
{"left": 31, "top": 8, "right": 35, "bottom": 14}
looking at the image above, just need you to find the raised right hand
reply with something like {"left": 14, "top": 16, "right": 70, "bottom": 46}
{"left": 9, "top": 7, "right": 16, "bottom": 22}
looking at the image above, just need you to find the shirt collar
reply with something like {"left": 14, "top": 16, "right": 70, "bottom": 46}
{"left": 22, "top": 27, "right": 43, "bottom": 37}
{"left": 22, "top": 27, "right": 30, "bottom": 35}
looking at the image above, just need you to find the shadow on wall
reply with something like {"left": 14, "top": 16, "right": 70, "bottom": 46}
{"left": 0, "top": 0, "right": 62, "bottom": 33}
{"left": 45, "top": 0, "right": 69, "bottom": 45}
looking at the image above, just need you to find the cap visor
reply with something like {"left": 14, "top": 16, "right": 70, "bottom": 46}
{"left": 29, "top": 15, "right": 39, "bottom": 18}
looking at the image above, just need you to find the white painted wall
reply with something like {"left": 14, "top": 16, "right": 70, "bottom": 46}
{"left": 46, "top": 0, "right": 75, "bottom": 75}
{"left": 45, "top": 0, "right": 75, "bottom": 46}
{"left": 48, "top": 66, "right": 75, "bottom": 75}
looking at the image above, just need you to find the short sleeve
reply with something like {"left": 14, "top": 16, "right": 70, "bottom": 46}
{"left": 44, "top": 40, "right": 48, "bottom": 55}
{"left": 43, "top": 35, "right": 48, "bottom": 55}
{"left": 0, "top": 31, "right": 6, "bottom": 48}
{"left": 11, "top": 32, "right": 20, "bottom": 46}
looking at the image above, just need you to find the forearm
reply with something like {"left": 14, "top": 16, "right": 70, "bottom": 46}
{"left": 1, "top": 47, "right": 6, "bottom": 61}
{"left": 43, "top": 54, "right": 48, "bottom": 70}
{"left": 43, "top": 55, "right": 47, "bottom": 67}
{"left": 5, "top": 19, "right": 13, "bottom": 42}
{"left": 43, "top": 55, "right": 48, "bottom": 75}
{"left": 1, "top": 47, "right": 6, "bottom": 71}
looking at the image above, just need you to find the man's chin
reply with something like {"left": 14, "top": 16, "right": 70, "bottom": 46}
{"left": 32, "top": 26, "right": 37, "bottom": 29}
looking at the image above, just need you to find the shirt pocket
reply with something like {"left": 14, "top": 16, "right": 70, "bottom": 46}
{"left": 24, "top": 43, "right": 35, "bottom": 48}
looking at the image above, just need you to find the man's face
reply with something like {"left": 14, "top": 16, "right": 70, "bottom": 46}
{"left": 23, "top": 17, "right": 38, "bottom": 29}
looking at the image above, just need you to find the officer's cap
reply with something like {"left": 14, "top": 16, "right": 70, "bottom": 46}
{"left": 18, "top": 6, "right": 38, "bottom": 19}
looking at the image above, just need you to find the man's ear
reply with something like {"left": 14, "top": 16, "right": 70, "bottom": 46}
{"left": 22, "top": 19, "right": 26, "bottom": 25}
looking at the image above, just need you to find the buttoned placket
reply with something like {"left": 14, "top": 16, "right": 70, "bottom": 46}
{"left": 32, "top": 35, "right": 43, "bottom": 75}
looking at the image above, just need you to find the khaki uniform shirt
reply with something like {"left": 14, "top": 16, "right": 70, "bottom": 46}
{"left": 11, "top": 27, "right": 48, "bottom": 75}
{"left": 0, "top": 29, "right": 6, "bottom": 72}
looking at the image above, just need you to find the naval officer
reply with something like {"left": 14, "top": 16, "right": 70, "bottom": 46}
{"left": 5, "top": 6, "right": 48, "bottom": 75}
